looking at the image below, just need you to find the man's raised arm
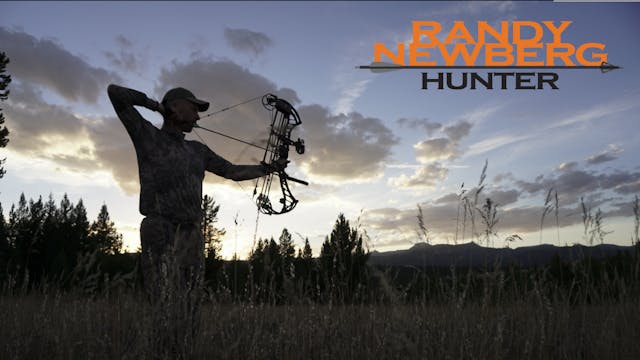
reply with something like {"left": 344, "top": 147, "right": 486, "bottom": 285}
{"left": 107, "top": 84, "right": 161, "bottom": 137}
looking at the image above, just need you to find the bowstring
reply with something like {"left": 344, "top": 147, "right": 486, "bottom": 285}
{"left": 260, "top": 108, "right": 279, "bottom": 212}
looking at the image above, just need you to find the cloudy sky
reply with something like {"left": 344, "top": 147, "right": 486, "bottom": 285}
{"left": 1, "top": 1, "right": 639, "bottom": 258}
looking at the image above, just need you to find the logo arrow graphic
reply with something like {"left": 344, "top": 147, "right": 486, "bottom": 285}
{"left": 357, "top": 61, "right": 621, "bottom": 73}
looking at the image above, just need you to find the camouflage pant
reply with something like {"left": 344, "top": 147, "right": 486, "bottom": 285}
{"left": 140, "top": 215, "right": 204, "bottom": 357}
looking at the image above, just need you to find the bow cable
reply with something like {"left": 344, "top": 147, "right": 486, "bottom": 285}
{"left": 198, "top": 95, "right": 263, "bottom": 120}
{"left": 194, "top": 124, "right": 268, "bottom": 152}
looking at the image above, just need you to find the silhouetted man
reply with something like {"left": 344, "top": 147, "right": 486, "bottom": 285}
{"left": 107, "top": 84, "right": 284, "bottom": 354}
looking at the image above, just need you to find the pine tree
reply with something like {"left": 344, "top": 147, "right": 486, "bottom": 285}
{"left": 279, "top": 228, "right": 295, "bottom": 276}
{"left": 319, "top": 213, "right": 369, "bottom": 302}
{"left": 302, "top": 238, "right": 313, "bottom": 260}
{"left": 54, "top": 194, "right": 77, "bottom": 272}
{"left": 26, "top": 196, "right": 46, "bottom": 282}
{"left": 201, "top": 195, "right": 226, "bottom": 288}
{"left": 71, "top": 199, "right": 90, "bottom": 254}
{"left": 42, "top": 194, "right": 61, "bottom": 274}
{"left": 0, "top": 202, "right": 8, "bottom": 277}
{"left": 8, "top": 194, "right": 30, "bottom": 280}
{"left": 266, "top": 237, "right": 281, "bottom": 301}
{"left": 0, "top": 52, "right": 11, "bottom": 178}
{"left": 201, "top": 195, "right": 225, "bottom": 260}
{"left": 88, "top": 204, "right": 123, "bottom": 255}
{"left": 58, "top": 194, "right": 73, "bottom": 224}
{"left": 295, "top": 237, "right": 315, "bottom": 297}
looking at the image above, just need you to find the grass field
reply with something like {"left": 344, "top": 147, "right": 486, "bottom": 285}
{"left": 2, "top": 282, "right": 639, "bottom": 359}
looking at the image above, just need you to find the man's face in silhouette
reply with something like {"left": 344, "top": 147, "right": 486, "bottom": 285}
{"left": 167, "top": 99, "right": 200, "bottom": 133}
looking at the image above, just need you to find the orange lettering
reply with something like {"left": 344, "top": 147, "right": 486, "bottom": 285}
{"left": 576, "top": 43, "right": 607, "bottom": 66}
{"left": 513, "top": 21, "right": 543, "bottom": 46}
{"left": 445, "top": 21, "right": 475, "bottom": 44}
{"left": 374, "top": 43, "right": 405, "bottom": 65}
{"left": 516, "top": 44, "right": 544, "bottom": 66}
{"left": 439, "top": 43, "right": 482, "bottom": 66}
{"left": 477, "top": 21, "right": 509, "bottom": 44}
{"left": 409, "top": 43, "right": 437, "bottom": 66}
{"left": 485, "top": 44, "right": 514, "bottom": 66}
{"left": 546, "top": 43, "right": 575, "bottom": 66}
{"left": 542, "top": 21, "right": 572, "bottom": 44}
{"left": 412, "top": 21, "right": 442, "bottom": 44}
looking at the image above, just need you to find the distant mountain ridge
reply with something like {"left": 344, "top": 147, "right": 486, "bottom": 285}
{"left": 368, "top": 242, "right": 637, "bottom": 268}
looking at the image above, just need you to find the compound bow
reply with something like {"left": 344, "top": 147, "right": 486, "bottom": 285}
{"left": 255, "top": 94, "right": 308, "bottom": 214}
{"left": 194, "top": 93, "right": 308, "bottom": 215}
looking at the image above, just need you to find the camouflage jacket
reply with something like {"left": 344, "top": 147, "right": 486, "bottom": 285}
{"left": 108, "top": 84, "right": 266, "bottom": 223}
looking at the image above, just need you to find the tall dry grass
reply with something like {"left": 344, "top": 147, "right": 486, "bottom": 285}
{"left": 1, "top": 290, "right": 639, "bottom": 359}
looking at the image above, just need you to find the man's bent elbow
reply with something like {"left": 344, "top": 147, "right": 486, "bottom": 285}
{"left": 107, "top": 84, "right": 120, "bottom": 102}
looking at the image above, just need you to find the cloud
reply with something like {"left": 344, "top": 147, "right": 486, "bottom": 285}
{"left": 104, "top": 34, "right": 145, "bottom": 73}
{"left": 414, "top": 121, "right": 472, "bottom": 163}
{"left": 115, "top": 34, "right": 133, "bottom": 48}
{"left": 388, "top": 162, "right": 448, "bottom": 189}
{"left": 466, "top": 133, "right": 531, "bottom": 157}
{"left": 4, "top": 81, "right": 140, "bottom": 194}
{"left": 366, "top": 150, "right": 639, "bottom": 246}
{"left": 434, "top": 187, "right": 519, "bottom": 208}
{"left": 424, "top": 1, "right": 516, "bottom": 18}
{"left": 443, "top": 121, "right": 472, "bottom": 142}
{"left": 496, "top": 205, "right": 578, "bottom": 234}
{"left": 5, "top": 83, "right": 88, "bottom": 152}
{"left": 334, "top": 79, "right": 371, "bottom": 115}
{"left": 392, "top": 120, "right": 473, "bottom": 190}
{"left": 434, "top": 192, "right": 461, "bottom": 205}
{"left": 413, "top": 121, "right": 473, "bottom": 164}
{"left": 0, "top": 27, "right": 120, "bottom": 103}
{"left": 364, "top": 203, "right": 460, "bottom": 242}
{"left": 410, "top": 120, "right": 473, "bottom": 163}
{"left": 586, "top": 144, "right": 623, "bottom": 165}
{"left": 397, "top": 118, "right": 442, "bottom": 136}
{"left": 546, "top": 99, "right": 637, "bottom": 131}
{"left": 156, "top": 58, "right": 298, "bottom": 109}
{"left": 514, "top": 166, "right": 640, "bottom": 206}
{"left": 363, "top": 196, "right": 581, "bottom": 246}
{"left": 414, "top": 138, "right": 458, "bottom": 162}
{"left": 613, "top": 181, "right": 640, "bottom": 195}
{"left": 297, "top": 105, "right": 398, "bottom": 182}
{"left": 493, "top": 172, "right": 515, "bottom": 184}
{"left": 465, "top": 97, "right": 638, "bottom": 160}
{"left": 557, "top": 162, "right": 579, "bottom": 172}
{"left": 224, "top": 28, "right": 273, "bottom": 58}
{"left": 85, "top": 115, "right": 140, "bottom": 194}
{"left": 482, "top": 188, "right": 520, "bottom": 207}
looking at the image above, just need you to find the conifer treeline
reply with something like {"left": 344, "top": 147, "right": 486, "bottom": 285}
{"left": 245, "top": 216, "right": 369, "bottom": 304}
{"left": 204, "top": 211, "right": 371, "bottom": 304}
{"left": 0, "top": 193, "right": 372, "bottom": 303}
{"left": 0, "top": 193, "right": 122, "bottom": 288}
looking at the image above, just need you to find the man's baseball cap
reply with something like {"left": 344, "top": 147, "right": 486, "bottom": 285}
{"left": 162, "top": 87, "right": 209, "bottom": 112}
